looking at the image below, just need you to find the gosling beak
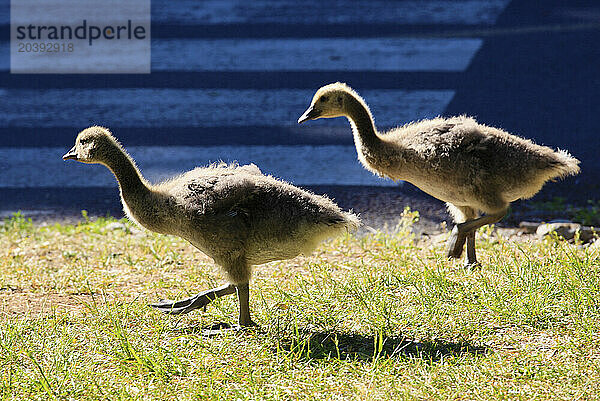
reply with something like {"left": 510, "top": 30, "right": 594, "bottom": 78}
{"left": 62, "top": 146, "right": 78, "bottom": 161}
{"left": 297, "top": 106, "right": 320, "bottom": 124}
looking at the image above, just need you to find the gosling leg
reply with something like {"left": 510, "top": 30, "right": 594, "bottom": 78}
{"left": 465, "top": 231, "right": 478, "bottom": 267}
{"left": 447, "top": 210, "right": 506, "bottom": 262}
{"left": 456, "top": 210, "right": 507, "bottom": 234}
{"left": 446, "top": 225, "right": 467, "bottom": 259}
{"left": 150, "top": 283, "right": 236, "bottom": 315}
{"left": 235, "top": 283, "right": 257, "bottom": 327}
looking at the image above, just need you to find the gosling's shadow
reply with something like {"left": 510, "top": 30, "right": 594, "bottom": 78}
{"left": 169, "top": 323, "right": 488, "bottom": 361}
{"left": 276, "top": 330, "right": 488, "bottom": 362}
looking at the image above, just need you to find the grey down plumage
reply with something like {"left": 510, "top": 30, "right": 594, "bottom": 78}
{"left": 63, "top": 126, "right": 359, "bottom": 326}
{"left": 298, "top": 82, "right": 580, "bottom": 265}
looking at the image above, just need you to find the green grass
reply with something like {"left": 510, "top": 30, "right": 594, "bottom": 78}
{"left": 1, "top": 211, "right": 600, "bottom": 400}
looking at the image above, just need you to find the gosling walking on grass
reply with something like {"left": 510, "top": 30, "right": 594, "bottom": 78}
{"left": 298, "top": 83, "right": 580, "bottom": 265}
{"left": 63, "top": 126, "right": 359, "bottom": 327}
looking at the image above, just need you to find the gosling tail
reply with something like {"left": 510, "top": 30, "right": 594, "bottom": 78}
{"left": 549, "top": 149, "right": 581, "bottom": 179}
{"left": 339, "top": 211, "right": 361, "bottom": 232}
{"left": 325, "top": 210, "right": 361, "bottom": 233}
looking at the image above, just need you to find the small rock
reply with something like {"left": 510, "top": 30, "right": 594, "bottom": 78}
{"left": 579, "top": 226, "right": 599, "bottom": 243}
{"left": 536, "top": 222, "right": 598, "bottom": 243}
{"left": 537, "top": 222, "right": 580, "bottom": 241}
{"left": 104, "top": 222, "right": 127, "bottom": 232}
{"left": 519, "top": 221, "right": 540, "bottom": 234}
{"left": 497, "top": 227, "right": 519, "bottom": 238}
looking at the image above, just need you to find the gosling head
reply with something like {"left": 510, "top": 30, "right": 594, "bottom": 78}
{"left": 62, "top": 126, "right": 120, "bottom": 164}
{"left": 298, "top": 82, "right": 355, "bottom": 124}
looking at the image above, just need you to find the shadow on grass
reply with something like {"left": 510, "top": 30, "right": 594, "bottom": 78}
{"left": 171, "top": 323, "right": 488, "bottom": 362}
{"left": 276, "top": 330, "right": 488, "bottom": 362}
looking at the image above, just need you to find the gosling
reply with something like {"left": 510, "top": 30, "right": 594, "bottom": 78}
{"left": 63, "top": 126, "right": 359, "bottom": 327}
{"left": 298, "top": 83, "right": 580, "bottom": 266}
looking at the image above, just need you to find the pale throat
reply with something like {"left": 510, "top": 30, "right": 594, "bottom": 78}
{"left": 344, "top": 96, "right": 380, "bottom": 151}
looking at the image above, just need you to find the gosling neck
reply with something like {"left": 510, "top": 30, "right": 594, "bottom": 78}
{"left": 344, "top": 95, "right": 382, "bottom": 153}
{"left": 102, "top": 146, "right": 150, "bottom": 202}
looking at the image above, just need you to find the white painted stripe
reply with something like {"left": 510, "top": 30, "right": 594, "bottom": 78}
{"left": 0, "top": 38, "right": 482, "bottom": 72}
{"left": 151, "top": 38, "right": 481, "bottom": 72}
{"left": 152, "top": 0, "right": 511, "bottom": 25}
{"left": 0, "top": 146, "right": 396, "bottom": 187}
{"left": 0, "top": 89, "right": 455, "bottom": 128}
{"left": 0, "top": 0, "right": 510, "bottom": 25}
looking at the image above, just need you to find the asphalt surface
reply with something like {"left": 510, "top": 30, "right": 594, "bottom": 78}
{"left": 446, "top": 0, "right": 600, "bottom": 193}
{"left": 0, "top": 0, "right": 597, "bottom": 227}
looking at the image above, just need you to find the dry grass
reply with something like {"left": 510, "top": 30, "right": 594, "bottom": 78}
{"left": 1, "top": 211, "right": 600, "bottom": 400}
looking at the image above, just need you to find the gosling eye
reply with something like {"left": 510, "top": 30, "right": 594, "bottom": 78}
{"left": 320, "top": 96, "right": 329, "bottom": 103}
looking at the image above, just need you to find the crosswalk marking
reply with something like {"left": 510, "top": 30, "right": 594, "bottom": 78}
{"left": 152, "top": 0, "right": 510, "bottom": 25}
{"left": 152, "top": 38, "right": 481, "bottom": 72}
{"left": 0, "top": 0, "right": 513, "bottom": 192}
{"left": 0, "top": 0, "right": 510, "bottom": 26}
{"left": 0, "top": 146, "right": 396, "bottom": 188}
{"left": 0, "top": 89, "right": 455, "bottom": 130}
{"left": 0, "top": 38, "right": 481, "bottom": 72}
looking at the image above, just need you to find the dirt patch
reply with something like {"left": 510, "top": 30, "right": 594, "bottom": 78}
{"left": 0, "top": 288, "right": 98, "bottom": 316}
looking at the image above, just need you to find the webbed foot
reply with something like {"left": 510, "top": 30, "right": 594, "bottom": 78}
{"left": 150, "top": 283, "right": 236, "bottom": 315}
{"left": 149, "top": 292, "right": 212, "bottom": 314}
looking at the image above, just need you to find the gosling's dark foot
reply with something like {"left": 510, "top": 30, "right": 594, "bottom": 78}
{"left": 150, "top": 292, "right": 213, "bottom": 315}
{"left": 463, "top": 258, "right": 481, "bottom": 268}
{"left": 446, "top": 226, "right": 467, "bottom": 259}
{"left": 236, "top": 319, "right": 259, "bottom": 329}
